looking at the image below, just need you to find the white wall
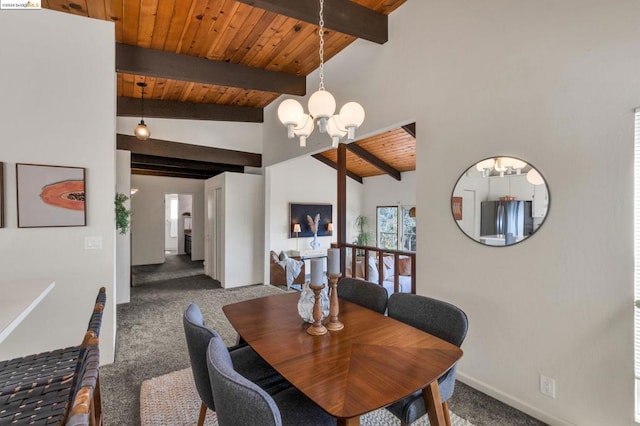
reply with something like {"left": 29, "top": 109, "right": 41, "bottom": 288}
{"left": 262, "top": 1, "right": 639, "bottom": 424}
{"left": 265, "top": 155, "right": 364, "bottom": 282}
{"left": 205, "top": 173, "right": 264, "bottom": 288}
{"left": 115, "top": 150, "right": 131, "bottom": 304}
{"left": 0, "top": 10, "right": 116, "bottom": 364}
{"left": 116, "top": 117, "right": 262, "bottom": 153}
{"left": 131, "top": 175, "right": 204, "bottom": 265}
{"left": 361, "top": 171, "right": 416, "bottom": 245}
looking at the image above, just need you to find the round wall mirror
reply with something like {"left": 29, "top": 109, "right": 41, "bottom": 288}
{"left": 451, "top": 156, "right": 550, "bottom": 247}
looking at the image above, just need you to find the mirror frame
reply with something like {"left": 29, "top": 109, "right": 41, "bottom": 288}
{"left": 451, "top": 156, "right": 550, "bottom": 247}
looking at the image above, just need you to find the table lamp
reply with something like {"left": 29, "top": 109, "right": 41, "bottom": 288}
{"left": 293, "top": 224, "right": 301, "bottom": 250}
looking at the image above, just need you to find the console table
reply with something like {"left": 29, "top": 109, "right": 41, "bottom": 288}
{"left": 0, "top": 279, "right": 55, "bottom": 344}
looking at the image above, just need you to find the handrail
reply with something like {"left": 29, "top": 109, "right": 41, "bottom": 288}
{"left": 337, "top": 243, "right": 416, "bottom": 294}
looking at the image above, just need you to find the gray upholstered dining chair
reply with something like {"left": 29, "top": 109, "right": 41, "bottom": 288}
{"left": 337, "top": 277, "right": 389, "bottom": 314}
{"left": 385, "top": 293, "right": 468, "bottom": 426}
{"left": 182, "top": 303, "right": 289, "bottom": 426}
{"left": 206, "top": 333, "right": 336, "bottom": 426}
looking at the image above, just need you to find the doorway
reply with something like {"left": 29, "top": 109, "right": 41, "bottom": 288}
{"left": 164, "top": 193, "right": 194, "bottom": 259}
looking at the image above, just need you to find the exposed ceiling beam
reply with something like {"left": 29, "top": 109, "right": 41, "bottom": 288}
{"left": 345, "top": 143, "right": 401, "bottom": 181}
{"left": 131, "top": 154, "right": 244, "bottom": 175}
{"left": 402, "top": 123, "right": 416, "bottom": 138}
{"left": 131, "top": 168, "right": 220, "bottom": 180}
{"left": 116, "top": 43, "right": 306, "bottom": 95}
{"left": 117, "top": 97, "right": 263, "bottom": 123}
{"left": 312, "top": 154, "right": 363, "bottom": 183}
{"left": 236, "top": 0, "right": 388, "bottom": 44}
{"left": 117, "top": 134, "right": 262, "bottom": 168}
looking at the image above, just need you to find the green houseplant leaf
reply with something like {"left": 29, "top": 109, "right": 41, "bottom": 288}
{"left": 115, "top": 193, "right": 131, "bottom": 235}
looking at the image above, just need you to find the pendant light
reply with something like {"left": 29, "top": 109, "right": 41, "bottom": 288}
{"left": 277, "top": 0, "right": 365, "bottom": 148}
{"left": 134, "top": 82, "right": 151, "bottom": 140}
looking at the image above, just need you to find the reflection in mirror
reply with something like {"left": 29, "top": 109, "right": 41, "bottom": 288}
{"left": 452, "top": 156, "right": 549, "bottom": 247}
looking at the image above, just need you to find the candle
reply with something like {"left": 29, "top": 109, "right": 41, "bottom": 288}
{"left": 327, "top": 248, "right": 340, "bottom": 275}
{"left": 310, "top": 258, "right": 323, "bottom": 285}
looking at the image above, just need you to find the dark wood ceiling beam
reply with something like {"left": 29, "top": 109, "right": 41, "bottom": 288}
{"left": 236, "top": 0, "right": 388, "bottom": 44}
{"left": 402, "top": 123, "right": 416, "bottom": 138}
{"left": 345, "top": 143, "right": 401, "bottom": 181}
{"left": 131, "top": 154, "right": 245, "bottom": 173}
{"left": 118, "top": 97, "right": 263, "bottom": 123}
{"left": 117, "top": 134, "right": 262, "bottom": 168}
{"left": 131, "top": 168, "right": 220, "bottom": 180}
{"left": 116, "top": 43, "right": 306, "bottom": 95}
{"left": 312, "top": 154, "right": 363, "bottom": 183}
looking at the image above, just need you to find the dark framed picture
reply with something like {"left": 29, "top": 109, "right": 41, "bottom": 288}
{"left": 16, "top": 163, "right": 86, "bottom": 228}
{"left": 290, "top": 203, "right": 333, "bottom": 237}
{"left": 0, "top": 162, "right": 4, "bottom": 228}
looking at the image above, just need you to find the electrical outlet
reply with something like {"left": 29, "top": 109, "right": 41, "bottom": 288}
{"left": 540, "top": 374, "right": 556, "bottom": 398}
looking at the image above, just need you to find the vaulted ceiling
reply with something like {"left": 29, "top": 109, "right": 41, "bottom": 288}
{"left": 43, "top": 0, "right": 411, "bottom": 178}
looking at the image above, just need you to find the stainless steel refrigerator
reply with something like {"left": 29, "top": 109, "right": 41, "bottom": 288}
{"left": 480, "top": 200, "right": 533, "bottom": 238}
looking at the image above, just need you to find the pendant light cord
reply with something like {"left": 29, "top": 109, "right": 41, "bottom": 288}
{"left": 318, "top": 0, "right": 325, "bottom": 91}
{"left": 140, "top": 84, "right": 145, "bottom": 122}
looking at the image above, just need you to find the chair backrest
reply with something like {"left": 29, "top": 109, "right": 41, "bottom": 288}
{"left": 65, "top": 333, "right": 101, "bottom": 426}
{"left": 206, "top": 334, "right": 281, "bottom": 426}
{"left": 337, "top": 277, "right": 388, "bottom": 314}
{"left": 387, "top": 293, "right": 468, "bottom": 346}
{"left": 87, "top": 287, "right": 106, "bottom": 337}
{"left": 183, "top": 303, "right": 218, "bottom": 411}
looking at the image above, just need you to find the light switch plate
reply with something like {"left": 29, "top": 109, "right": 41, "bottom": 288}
{"left": 84, "top": 236, "right": 103, "bottom": 250}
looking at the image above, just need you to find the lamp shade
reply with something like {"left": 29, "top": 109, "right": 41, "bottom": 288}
{"left": 339, "top": 102, "right": 365, "bottom": 140}
{"left": 526, "top": 168, "right": 545, "bottom": 185}
{"left": 327, "top": 223, "right": 333, "bottom": 231}
{"left": 293, "top": 114, "right": 314, "bottom": 147}
{"left": 326, "top": 115, "right": 347, "bottom": 147}
{"left": 308, "top": 90, "right": 336, "bottom": 120}
{"left": 134, "top": 121, "right": 151, "bottom": 140}
{"left": 293, "top": 224, "right": 301, "bottom": 233}
{"left": 475, "top": 158, "right": 495, "bottom": 171}
{"left": 278, "top": 99, "right": 304, "bottom": 126}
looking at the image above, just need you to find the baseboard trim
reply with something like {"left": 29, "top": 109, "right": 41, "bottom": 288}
{"left": 456, "top": 372, "right": 573, "bottom": 426}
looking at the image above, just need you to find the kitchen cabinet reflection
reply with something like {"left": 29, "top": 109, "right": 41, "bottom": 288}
{"left": 451, "top": 156, "right": 550, "bottom": 247}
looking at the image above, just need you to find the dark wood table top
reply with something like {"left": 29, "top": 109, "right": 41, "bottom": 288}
{"left": 223, "top": 292, "right": 463, "bottom": 421}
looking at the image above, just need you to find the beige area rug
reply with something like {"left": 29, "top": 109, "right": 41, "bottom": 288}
{"left": 140, "top": 368, "right": 474, "bottom": 426}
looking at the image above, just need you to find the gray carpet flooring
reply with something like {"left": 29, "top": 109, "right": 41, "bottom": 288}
{"left": 101, "top": 255, "right": 545, "bottom": 426}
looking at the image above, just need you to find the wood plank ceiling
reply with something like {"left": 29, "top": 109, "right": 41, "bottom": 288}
{"left": 316, "top": 125, "right": 416, "bottom": 180}
{"left": 42, "top": 0, "right": 409, "bottom": 179}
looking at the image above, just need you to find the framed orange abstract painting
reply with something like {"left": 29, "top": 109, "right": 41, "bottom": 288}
{"left": 451, "top": 196, "right": 462, "bottom": 221}
{"left": 17, "top": 163, "right": 86, "bottom": 228}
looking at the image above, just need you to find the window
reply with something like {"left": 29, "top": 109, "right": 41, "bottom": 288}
{"left": 376, "top": 205, "right": 416, "bottom": 251}
{"left": 402, "top": 207, "right": 417, "bottom": 251}
{"left": 635, "top": 108, "right": 640, "bottom": 420}
{"left": 377, "top": 206, "right": 398, "bottom": 249}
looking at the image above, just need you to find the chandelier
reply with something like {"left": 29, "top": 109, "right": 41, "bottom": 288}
{"left": 277, "top": 0, "right": 365, "bottom": 148}
{"left": 134, "top": 82, "right": 151, "bottom": 140}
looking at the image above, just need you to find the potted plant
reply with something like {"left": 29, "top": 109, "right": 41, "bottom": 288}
{"left": 115, "top": 193, "right": 131, "bottom": 235}
{"left": 353, "top": 215, "right": 373, "bottom": 255}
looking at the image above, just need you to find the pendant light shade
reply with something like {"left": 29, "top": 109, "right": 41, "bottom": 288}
{"left": 278, "top": 99, "right": 304, "bottom": 138}
{"left": 308, "top": 90, "right": 336, "bottom": 133}
{"left": 326, "top": 116, "right": 346, "bottom": 148}
{"left": 134, "top": 82, "right": 151, "bottom": 140}
{"left": 134, "top": 121, "right": 151, "bottom": 140}
{"left": 526, "top": 168, "right": 545, "bottom": 185}
{"left": 339, "top": 102, "right": 365, "bottom": 140}
{"left": 277, "top": 0, "right": 364, "bottom": 147}
{"left": 293, "top": 114, "right": 314, "bottom": 147}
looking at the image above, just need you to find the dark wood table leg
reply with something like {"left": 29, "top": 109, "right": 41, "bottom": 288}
{"left": 337, "top": 416, "right": 360, "bottom": 426}
{"left": 423, "top": 381, "right": 446, "bottom": 426}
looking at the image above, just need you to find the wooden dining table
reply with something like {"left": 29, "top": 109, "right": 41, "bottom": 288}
{"left": 223, "top": 291, "right": 463, "bottom": 426}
